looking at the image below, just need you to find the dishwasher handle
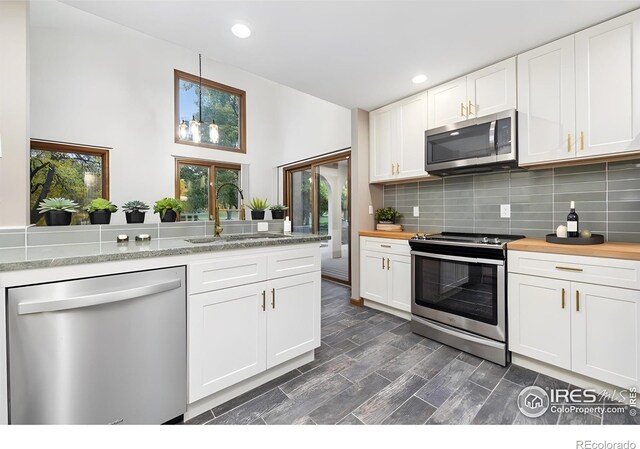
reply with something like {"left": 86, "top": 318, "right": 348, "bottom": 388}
{"left": 17, "top": 279, "right": 183, "bottom": 315}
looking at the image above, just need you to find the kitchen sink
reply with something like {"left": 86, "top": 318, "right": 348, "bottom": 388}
{"left": 185, "top": 233, "right": 292, "bottom": 244}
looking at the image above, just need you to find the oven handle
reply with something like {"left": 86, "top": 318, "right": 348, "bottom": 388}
{"left": 410, "top": 250, "right": 504, "bottom": 266}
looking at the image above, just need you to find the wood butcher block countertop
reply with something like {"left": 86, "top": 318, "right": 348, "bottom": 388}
{"left": 507, "top": 238, "right": 640, "bottom": 260}
{"left": 359, "top": 230, "right": 418, "bottom": 240}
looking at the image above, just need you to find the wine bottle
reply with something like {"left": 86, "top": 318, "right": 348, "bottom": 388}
{"left": 567, "top": 201, "right": 579, "bottom": 238}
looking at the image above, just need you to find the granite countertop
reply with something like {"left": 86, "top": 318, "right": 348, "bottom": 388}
{"left": 0, "top": 233, "right": 329, "bottom": 272}
{"left": 507, "top": 237, "right": 640, "bottom": 261}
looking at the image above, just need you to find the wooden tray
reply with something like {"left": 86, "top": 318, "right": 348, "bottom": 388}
{"left": 545, "top": 233, "right": 604, "bottom": 245}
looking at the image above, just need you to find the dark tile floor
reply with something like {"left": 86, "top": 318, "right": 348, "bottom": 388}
{"left": 186, "top": 281, "right": 638, "bottom": 425}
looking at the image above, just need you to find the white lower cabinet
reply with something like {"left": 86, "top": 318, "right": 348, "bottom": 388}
{"left": 508, "top": 251, "right": 640, "bottom": 388}
{"left": 188, "top": 248, "right": 321, "bottom": 403}
{"left": 359, "top": 237, "right": 411, "bottom": 313}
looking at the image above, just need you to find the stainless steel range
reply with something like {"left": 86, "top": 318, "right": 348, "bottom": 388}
{"left": 409, "top": 232, "right": 525, "bottom": 366}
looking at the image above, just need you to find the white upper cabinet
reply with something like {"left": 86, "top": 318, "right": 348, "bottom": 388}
{"left": 518, "top": 9, "right": 640, "bottom": 165}
{"left": 575, "top": 10, "right": 640, "bottom": 157}
{"left": 427, "top": 58, "right": 516, "bottom": 130}
{"left": 369, "top": 92, "right": 428, "bottom": 183}
{"left": 518, "top": 36, "right": 576, "bottom": 164}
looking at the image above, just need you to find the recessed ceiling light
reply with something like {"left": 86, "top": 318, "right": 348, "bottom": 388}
{"left": 232, "top": 23, "right": 251, "bottom": 39}
{"left": 412, "top": 74, "right": 428, "bottom": 84}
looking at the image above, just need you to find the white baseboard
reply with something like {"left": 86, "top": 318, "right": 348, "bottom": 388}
{"left": 185, "top": 351, "right": 314, "bottom": 421}
{"left": 363, "top": 299, "right": 410, "bottom": 321}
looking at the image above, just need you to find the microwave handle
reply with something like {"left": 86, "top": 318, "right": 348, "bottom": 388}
{"left": 489, "top": 120, "right": 497, "bottom": 151}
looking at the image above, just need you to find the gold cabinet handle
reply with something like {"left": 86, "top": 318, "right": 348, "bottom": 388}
{"left": 271, "top": 288, "right": 276, "bottom": 309}
{"left": 561, "top": 288, "right": 566, "bottom": 309}
{"left": 381, "top": 244, "right": 391, "bottom": 248}
{"left": 261, "top": 290, "right": 266, "bottom": 311}
{"left": 382, "top": 257, "right": 385, "bottom": 269}
{"left": 555, "top": 265, "right": 583, "bottom": 272}
{"left": 580, "top": 131, "right": 584, "bottom": 150}
{"left": 391, "top": 163, "right": 395, "bottom": 175}
{"left": 387, "top": 258, "right": 391, "bottom": 270}
{"left": 468, "top": 100, "right": 474, "bottom": 116}
{"left": 576, "top": 290, "right": 580, "bottom": 312}
{"left": 396, "top": 162, "right": 400, "bottom": 174}
{"left": 568, "top": 134, "right": 572, "bottom": 152}
{"left": 460, "top": 102, "right": 467, "bottom": 118}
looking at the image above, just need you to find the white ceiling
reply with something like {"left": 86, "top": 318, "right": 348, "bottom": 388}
{"left": 62, "top": 0, "right": 640, "bottom": 111}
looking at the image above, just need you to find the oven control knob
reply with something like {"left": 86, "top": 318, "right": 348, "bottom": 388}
{"left": 493, "top": 237, "right": 501, "bottom": 244}
{"left": 413, "top": 234, "right": 420, "bottom": 240}
{"left": 482, "top": 236, "right": 489, "bottom": 243}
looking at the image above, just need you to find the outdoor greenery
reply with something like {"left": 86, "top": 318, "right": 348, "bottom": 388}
{"left": 178, "top": 164, "right": 239, "bottom": 220}
{"left": 122, "top": 200, "right": 150, "bottom": 212}
{"left": 86, "top": 198, "right": 117, "bottom": 213}
{"left": 37, "top": 197, "right": 79, "bottom": 213}
{"left": 30, "top": 149, "right": 103, "bottom": 224}
{"left": 179, "top": 79, "right": 241, "bottom": 149}
{"left": 153, "top": 197, "right": 184, "bottom": 218}
{"left": 247, "top": 197, "right": 269, "bottom": 211}
{"left": 375, "top": 207, "right": 401, "bottom": 222}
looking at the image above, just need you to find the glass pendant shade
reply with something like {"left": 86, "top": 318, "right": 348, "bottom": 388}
{"left": 209, "top": 121, "right": 219, "bottom": 143}
{"left": 190, "top": 115, "right": 201, "bottom": 143}
{"left": 179, "top": 120, "right": 189, "bottom": 140}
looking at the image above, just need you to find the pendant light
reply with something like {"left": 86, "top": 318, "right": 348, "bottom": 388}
{"left": 209, "top": 120, "right": 219, "bottom": 143}
{"left": 179, "top": 53, "right": 219, "bottom": 144}
{"left": 178, "top": 120, "right": 189, "bottom": 140}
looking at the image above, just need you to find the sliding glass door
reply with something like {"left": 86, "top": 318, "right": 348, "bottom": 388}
{"left": 284, "top": 152, "right": 350, "bottom": 284}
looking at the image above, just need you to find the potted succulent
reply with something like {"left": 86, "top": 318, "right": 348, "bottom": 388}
{"left": 37, "top": 197, "right": 79, "bottom": 226}
{"left": 153, "top": 197, "right": 184, "bottom": 223}
{"left": 247, "top": 197, "right": 269, "bottom": 220}
{"left": 269, "top": 204, "right": 288, "bottom": 220}
{"left": 375, "top": 207, "right": 401, "bottom": 224}
{"left": 122, "top": 200, "right": 150, "bottom": 224}
{"left": 86, "top": 198, "right": 118, "bottom": 225}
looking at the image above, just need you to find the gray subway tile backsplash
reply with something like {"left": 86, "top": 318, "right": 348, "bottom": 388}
{"left": 384, "top": 159, "right": 640, "bottom": 242}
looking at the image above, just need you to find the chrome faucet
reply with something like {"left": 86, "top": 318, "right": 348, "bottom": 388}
{"left": 214, "top": 183, "right": 245, "bottom": 237}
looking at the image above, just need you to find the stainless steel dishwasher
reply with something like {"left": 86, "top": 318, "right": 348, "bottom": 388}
{"left": 7, "top": 266, "right": 187, "bottom": 424}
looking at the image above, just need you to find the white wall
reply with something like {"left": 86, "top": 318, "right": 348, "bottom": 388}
{"left": 0, "top": 1, "right": 30, "bottom": 227}
{"left": 29, "top": 1, "right": 351, "bottom": 224}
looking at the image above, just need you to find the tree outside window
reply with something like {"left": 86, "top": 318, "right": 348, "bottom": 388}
{"left": 30, "top": 141, "right": 109, "bottom": 225}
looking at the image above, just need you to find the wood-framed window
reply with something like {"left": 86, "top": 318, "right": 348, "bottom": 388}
{"left": 30, "top": 140, "right": 110, "bottom": 225}
{"left": 175, "top": 158, "right": 241, "bottom": 221}
{"left": 174, "top": 69, "right": 247, "bottom": 153}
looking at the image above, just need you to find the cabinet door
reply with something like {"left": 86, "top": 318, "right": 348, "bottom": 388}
{"left": 508, "top": 274, "right": 572, "bottom": 369}
{"left": 467, "top": 57, "right": 517, "bottom": 119}
{"left": 387, "top": 254, "right": 412, "bottom": 312}
{"left": 360, "top": 250, "right": 388, "bottom": 304}
{"left": 575, "top": 10, "right": 640, "bottom": 157}
{"left": 571, "top": 283, "right": 639, "bottom": 388}
{"left": 427, "top": 77, "right": 467, "bottom": 129}
{"left": 397, "top": 93, "right": 429, "bottom": 179}
{"left": 369, "top": 106, "right": 396, "bottom": 182}
{"left": 188, "top": 283, "right": 266, "bottom": 403}
{"left": 518, "top": 36, "right": 576, "bottom": 165}
{"left": 266, "top": 272, "right": 320, "bottom": 368}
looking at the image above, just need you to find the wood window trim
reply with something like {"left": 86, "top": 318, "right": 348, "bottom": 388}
{"left": 30, "top": 139, "right": 110, "bottom": 200}
{"left": 174, "top": 69, "right": 247, "bottom": 154}
{"left": 174, "top": 158, "right": 241, "bottom": 220}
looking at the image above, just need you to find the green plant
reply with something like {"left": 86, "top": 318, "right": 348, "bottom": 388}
{"left": 153, "top": 197, "right": 184, "bottom": 218}
{"left": 247, "top": 197, "right": 269, "bottom": 211}
{"left": 269, "top": 204, "right": 288, "bottom": 211}
{"left": 122, "top": 200, "right": 150, "bottom": 212}
{"left": 85, "top": 198, "right": 118, "bottom": 213}
{"left": 37, "top": 197, "right": 79, "bottom": 213}
{"left": 375, "top": 207, "right": 401, "bottom": 222}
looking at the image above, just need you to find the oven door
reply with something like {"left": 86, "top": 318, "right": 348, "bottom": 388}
{"left": 411, "top": 251, "right": 505, "bottom": 342}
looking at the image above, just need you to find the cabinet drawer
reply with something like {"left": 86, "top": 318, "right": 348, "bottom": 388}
{"left": 189, "top": 255, "right": 268, "bottom": 294}
{"left": 267, "top": 247, "right": 320, "bottom": 279}
{"left": 508, "top": 250, "right": 640, "bottom": 290}
{"left": 360, "top": 236, "right": 410, "bottom": 256}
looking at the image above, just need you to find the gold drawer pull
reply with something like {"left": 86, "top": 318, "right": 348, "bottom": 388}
{"left": 461, "top": 103, "right": 467, "bottom": 117}
{"left": 261, "top": 290, "right": 266, "bottom": 311}
{"left": 381, "top": 244, "right": 392, "bottom": 248}
{"left": 568, "top": 134, "right": 572, "bottom": 152}
{"left": 271, "top": 288, "right": 276, "bottom": 309}
{"left": 561, "top": 288, "right": 565, "bottom": 309}
{"left": 387, "top": 258, "right": 391, "bottom": 270}
{"left": 576, "top": 290, "right": 580, "bottom": 312}
{"left": 580, "top": 131, "right": 584, "bottom": 150}
{"left": 468, "top": 100, "right": 474, "bottom": 116}
{"left": 555, "top": 265, "right": 583, "bottom": 272}
{"left": 382, "top": 257, "right": 385, "bottom": 269}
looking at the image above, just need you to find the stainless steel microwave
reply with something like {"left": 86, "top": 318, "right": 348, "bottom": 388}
{"left": 425, "top": 109, "right": 517, "bottom": 176}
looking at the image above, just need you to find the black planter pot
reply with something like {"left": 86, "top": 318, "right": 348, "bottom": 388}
{"left": 125, "top": 210, "right": 146, "bottom": 224}
{"left": 160, "top": 209, "right": 178, "bottom": 223}
{"left": 44, "top": 210, "right": 72, "bottom": 226}
{"left": 270, "top": 210, "right": 285, "bottom": 220}
{"left": 89, "top": 210, "right": 112, "bottom": 225}
{"left": 251, "top": 210, "right": 266, "bottom": 220}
